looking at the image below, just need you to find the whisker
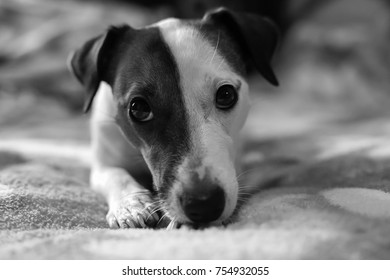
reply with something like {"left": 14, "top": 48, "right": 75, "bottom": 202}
{"left": 237, "top": 198, "right": 250, "bottom": 204}
{"left": 148, "top": 207, "right": 163, "bottom": 216}
{"left": 209, "top": 31, "right": 220, "bottom": 65}
{"left": 237, "top": 193, "right": 252, "bottom": 201}
{"left": 238, "top": 185, "right": 256, "bottom": 192}
{"left": 237, "top": 192, "right": 252, "bottom": 197}
{"left": 236, "top": 167, "right": 259, "bottom": 181}
{"left": 237, "top": 193, "right": 250, "bottom": 199}
{"left": 217, "top": 56, "right": 226, "bottom": 70}
{"left": 147, "top": 200, "right": 162, "bottom": 207}
{"left": 167, "top": 218, "right": 177, "bottom": 230}
{"left": 128, "top": 191, "right": 149, "bottom": 196}
{"left": 238, "top": 195, "right": 253, "bottom": 202}
{"left": 238, "top": 182, "right": 257, "bottom": 189}
{"left": 146, "top": 207, "right": 164, "bottom": 221}
{"left": 238, "top": 189, "right": 253, "bottom": 195}
{"left": 142, "top": 201, "right": 160, "bottom": 213}
{"left": 147, "top": 201, "right": 165, "bottom": 213}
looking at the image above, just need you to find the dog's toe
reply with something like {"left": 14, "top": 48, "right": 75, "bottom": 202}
{"left": 106, "top": 212, "right": 120, "bottom": 229}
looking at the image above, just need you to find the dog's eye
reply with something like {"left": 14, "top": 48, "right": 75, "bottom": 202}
{"left": 215, "top": 85, "right": 238, "bottom": 110}
{"left": 129, "top": 97, "right": 153, "bottom": 122}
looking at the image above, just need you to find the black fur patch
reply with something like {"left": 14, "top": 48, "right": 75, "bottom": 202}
{"left": 102, "top": 27, "right": 190, "bottom": 196}
{"left": 187, "top": 20, "right": 247, "bottom": 77}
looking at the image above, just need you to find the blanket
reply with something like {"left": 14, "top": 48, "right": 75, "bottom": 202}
{"left": 1, "top": 90, "right": 390, "bottom": 260}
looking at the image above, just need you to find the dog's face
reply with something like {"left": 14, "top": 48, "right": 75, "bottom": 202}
{"left": 69, "top": 8, "right": 279, "bottom": 226}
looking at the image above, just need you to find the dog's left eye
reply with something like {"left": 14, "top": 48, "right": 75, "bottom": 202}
{"left": 215, "top": 85, "right": 238, "bottom": 110}
{"left": 129, "top": 97, "right": 154, "bottom": 122}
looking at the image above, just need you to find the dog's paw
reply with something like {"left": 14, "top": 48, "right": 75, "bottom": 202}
{"left": 106, "top": 191, "right": 160, "bottom": 229}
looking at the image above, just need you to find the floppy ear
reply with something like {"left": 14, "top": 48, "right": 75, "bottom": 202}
{"left": 67, "top": 25, "right": 130, "bottom": 112}
{"left": 203, "top": 7, "right": 279, "bottom": 86}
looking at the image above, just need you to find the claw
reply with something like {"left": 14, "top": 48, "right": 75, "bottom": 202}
{"left": 119, "top": 219, "right": 130, "bottom": 228}
{"left": 136, "top": 215, "right": 147, "bottom": 228}
{"left": 126, "top": 218, "right": 136, "bottom": 228}
{"left": 152, "top": 212, "right": 160, "bottom": 221}
{"left": 107, "top": 214, "right": 120, "bottom": 229}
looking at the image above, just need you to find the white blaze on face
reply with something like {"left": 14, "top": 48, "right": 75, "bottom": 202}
{"left": 157, "top": 19, "right": 251, "bottom": 223}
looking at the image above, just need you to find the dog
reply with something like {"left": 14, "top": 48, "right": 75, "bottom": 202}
{"left": 68, "top": 7, "right": 279, "bottom": 229}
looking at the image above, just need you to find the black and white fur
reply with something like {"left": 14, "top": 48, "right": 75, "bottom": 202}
{"left": 69, "top": 7, "right": 279, "bottom": 229}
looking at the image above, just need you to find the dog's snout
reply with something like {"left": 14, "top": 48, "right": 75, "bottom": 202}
{"left": 180, "top": 186, "right": 225, "bottom": 223}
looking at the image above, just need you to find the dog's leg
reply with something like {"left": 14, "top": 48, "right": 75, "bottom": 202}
{"left": 90, "top": 121, "right": 160, "bottom": 229}
{"left": 90, "top": 83, "right": 160, "bottom": 229}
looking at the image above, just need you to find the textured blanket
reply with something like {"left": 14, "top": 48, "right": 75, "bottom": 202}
{"left": 1, "top": 90, "right": 390, "bottom": 260}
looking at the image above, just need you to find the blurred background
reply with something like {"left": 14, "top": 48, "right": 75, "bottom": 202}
{"left": 2, "top": 1, "right": 390, "bottom": 258}
{"left": 1, "top": 0, "right": 390, "bottom": 153}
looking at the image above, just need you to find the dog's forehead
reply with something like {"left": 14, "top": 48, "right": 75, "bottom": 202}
{"left": 155, "top": 18, "right": 233, "bottom": 77}
{"left": 156, "top": 17, "right": 246, "bottom": 76}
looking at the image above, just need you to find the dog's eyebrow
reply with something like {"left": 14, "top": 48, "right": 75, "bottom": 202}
{"left": 213, "top": 78, "right": 242, "bottom": 91}
{"left": 124, "top": 82, "right": 156, "bottom": 101}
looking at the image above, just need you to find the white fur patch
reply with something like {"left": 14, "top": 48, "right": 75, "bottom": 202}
{"left": 157, "top": 19, "right": 250, "bottom": 222}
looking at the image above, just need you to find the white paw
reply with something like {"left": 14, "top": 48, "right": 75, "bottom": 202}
{"left": 106, "top": 191, "right": 160, "bottom": 229}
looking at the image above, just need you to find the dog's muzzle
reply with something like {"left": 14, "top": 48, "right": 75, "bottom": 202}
{"left": 169, "top": 151, "right": 238, "bottom": 225}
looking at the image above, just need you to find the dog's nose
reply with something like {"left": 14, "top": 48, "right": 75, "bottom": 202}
{"left": 180, "top": 186, "right": 225, "bottom": 223}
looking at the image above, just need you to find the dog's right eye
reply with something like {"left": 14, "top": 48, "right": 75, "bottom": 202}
{"left": 129, "top": 97, "right": 154, "bottom": 122}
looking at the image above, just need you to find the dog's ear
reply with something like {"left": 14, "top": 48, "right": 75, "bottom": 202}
{"left": 68, "top": 25, "right": 130, "bottom": 112}
{"left": 203, "top": 7, "right": 279, "bottom": 86}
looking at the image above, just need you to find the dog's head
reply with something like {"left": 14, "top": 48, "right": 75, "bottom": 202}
{"left": 69, "top": 7, "right": 279, "bottom": 227}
